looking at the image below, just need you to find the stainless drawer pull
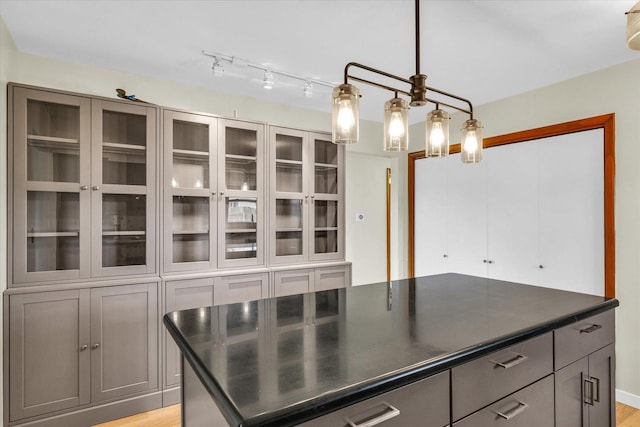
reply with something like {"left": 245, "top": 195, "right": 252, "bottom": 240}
{"left": 490, "top": 353, "right": 528, "bottom": 369}
{"left": 495, "top": 401, "right": 529, "bottom": 420}
{"left": 580, "top": 324, "right": 603, "bottom": 334}
{"left": 345, "top": 402, "right": 400, "bottom": 427}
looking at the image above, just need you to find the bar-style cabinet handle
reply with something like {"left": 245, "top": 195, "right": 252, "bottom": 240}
{"left": 490, "top": 352, "right": 528, "bottom": 369}
{"left": 580, "top": 324, "right": 603, "bottom": 334}
{"left": 495, "top": 401, "right": 529, "bottom": 420}
{"left": 345, "top": 403, "right": 400, "bottom": 427}
{"left": 584, "top": 377, "right": 596, "bottom": 406}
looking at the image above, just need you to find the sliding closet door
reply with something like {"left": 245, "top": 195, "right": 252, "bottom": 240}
{"left": 538, "top": 129, "right": 604, "bottom": 295}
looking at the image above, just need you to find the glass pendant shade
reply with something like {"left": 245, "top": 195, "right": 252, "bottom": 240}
{"left": 627, "top": 2, "right": 640, "bottom": 51}
{"left": 425, "top": 109, "right": 450, "bottom": 157}
{"left": 332, "top": 84, "right": 360, "bottom": 144}
{"left": 383, "top": 98, "right": 409, "bottom": 152}
{"left": 460, "top": 119, "right": 483, "bottom": 163}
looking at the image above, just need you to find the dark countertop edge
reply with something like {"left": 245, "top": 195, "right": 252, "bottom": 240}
{"left": 164, "top": 298, "right": 619, "bottom": 427}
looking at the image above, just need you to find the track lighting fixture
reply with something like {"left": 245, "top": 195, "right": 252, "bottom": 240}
{"left": 212, "top": 57, "right": 224, "bottom": 77}
{"left": 303, "top": 81, "right": 313, "bottom": 97}
{"left": 263, "top": 71, "right": 274, "bottom": 90}
{"left": 331, "top": 0, "right": 484, "bottom": 162}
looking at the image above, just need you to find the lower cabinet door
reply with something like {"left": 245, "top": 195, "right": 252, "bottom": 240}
{"left": 454, "top": 375, "right": 554, "bottom": 427}
{"left": 300, "top": 371, "right": 449, "bottom": 427}
{"left": 588, "top": 344, "right": 616, "bottom": 427}
{"left": 555, "top": 356, "right": 589, "bottom": 426}
{"left": 9, "top": 290, "right": 91, "bottom": 421}
{"left": 314, "top": 265, "right": 350, "bottom": 291}
{"left": 164, "top": 279, "right": 215, "bottom": 388}
{"left": 215, "top": 272, "right": 269, "bottom": 305}
{"left": 274, "top": 269, "right": 313, "bottom": 297}
{"left": 90, "top": 283, "right": 159, "bottom": 402}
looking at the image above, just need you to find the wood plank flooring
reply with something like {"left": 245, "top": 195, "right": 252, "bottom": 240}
{"left": 97, "top": 402, "right": 640, "bottom": 427}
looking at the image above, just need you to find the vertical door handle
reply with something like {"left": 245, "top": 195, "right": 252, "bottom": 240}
{"left": 584, "top": 377, "right": 596, "bottom": 406}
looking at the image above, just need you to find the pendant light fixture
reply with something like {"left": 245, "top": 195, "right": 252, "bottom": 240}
{"left": 331, "top": 0, "right": 483, "bottom": 162}
{"left": 627, "top": 1, "right": 640, "bottom": 50}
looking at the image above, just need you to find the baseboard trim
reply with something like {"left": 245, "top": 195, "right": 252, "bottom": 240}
{"left": 10, "top": 392, "right": 162, "bottom": 427}
{"left": 162, "top": 388, "right": 181, "bottom": 407}
{"left": 617, "top": 389, "right": 640, "bottom": 409}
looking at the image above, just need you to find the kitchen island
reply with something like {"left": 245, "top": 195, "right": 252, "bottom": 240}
{"left": 163, "top": 273, "right": 619, "bottom": 426}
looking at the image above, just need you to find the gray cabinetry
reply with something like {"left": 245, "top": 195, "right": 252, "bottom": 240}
{"left": 269, "top": 127, "right": 344, "bottom": 265}
{"left": 272, "top": 264, "right": 351, "bottom": 297}
{"left": 555, "top": 310, "right": 616, "bottom": 427}
{"left": 8, "top": 283, "right": 159, "bottom": 423}
{"left": 9, "top": 85, "right": 157, "bottom": 285}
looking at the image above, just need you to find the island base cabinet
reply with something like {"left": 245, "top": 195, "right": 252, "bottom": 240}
{"left": 555, "top": 343, "right": 615, "bottom": 427}
{"left": 300, "top": 371, "right": 449, "bottom": 427}
{"left": 453, "top": 375, "right": 554, "bottom": 427}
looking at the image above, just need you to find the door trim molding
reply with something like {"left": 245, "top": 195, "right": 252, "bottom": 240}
{"left": 408, "top": 113, "right": 615, "bottom": 297}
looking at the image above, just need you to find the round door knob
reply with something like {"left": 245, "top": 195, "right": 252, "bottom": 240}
{"left": 305, "top": 195, "right": 309, "bottom": 199}
{"left": 310, "top": 195, "right": 315, "bottom": 199}
{"left": 539, "top": 265, "right": 544, "bottom": 269}
{"left": 92, "top": 186, "right": 101, "bottom": 191}
{"left": 80, "top": 344, "right": 88, "bottom": 351}
{"left": 91, "top": 343, "right": 100, "bottom": 350}
{"left": 443, "top": 254, "right": 448, "bottom": 258}
{"left": 488, "top": 260, "right": 494, "bottom": 264}
{"left": 80, "top": 185, "right": 88, "bottom": 191}
{"left": 483, "top": 259, "right": 488, "bottom": 263}
{"left": 211, "top": 191, "right": 217, "bottom": 195}
{"left": 220, "top": 191, "right": 225, "bottom": 196}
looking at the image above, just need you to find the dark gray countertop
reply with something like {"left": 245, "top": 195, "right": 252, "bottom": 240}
{"left": 163, "top": 273, "right": 619, "bottom": 427}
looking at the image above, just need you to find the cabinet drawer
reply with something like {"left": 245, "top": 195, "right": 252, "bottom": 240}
{"left": 452, "top": 332, "right": 552, "bottom": 421}
{"left": 555, "top": 309, "right": 615, "bottom": 370}
{"left": 274, "top": 269, "right": 313, "bottom": 297}
{"left": 300, "top": 370, "right": 449, "bottom": 427}
{"left": 214, "top": 273, "right": 269, "bottom": 305}
{"left": 453, "top": 375, "right": 554, "bottom": 427}
{"left": 314, "top": 265, "right": 350, "bottom": 291}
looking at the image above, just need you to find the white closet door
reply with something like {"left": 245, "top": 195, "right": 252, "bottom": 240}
{"left": 486, "top": 140, "right": 540, "bottom": 284}
{"left": 446, "top": 156, "right": 488, "bottom": 277}
{"left": 414, "top": 157, "right": 449, "bottom": 276}
{"left": 538, "top": 129, "right": 604, "bottom": 295}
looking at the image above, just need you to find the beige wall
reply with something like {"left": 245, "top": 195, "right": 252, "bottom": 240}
{"left": 408, "top": 58, "right": 640, "bottom": 404}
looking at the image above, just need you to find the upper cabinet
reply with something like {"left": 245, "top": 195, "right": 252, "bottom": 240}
{"left": 10, "top": 86, "right": 157, "bottom": 285}
{"left": 162, "top": 111, "right": 265, "bottom": 272}
{"left": 269, "top": 127, "right": 344, "bottom": 265}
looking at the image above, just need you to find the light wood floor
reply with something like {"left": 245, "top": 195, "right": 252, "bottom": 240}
{"left": 96, "top": 402, "right": 640, "bottom": 427}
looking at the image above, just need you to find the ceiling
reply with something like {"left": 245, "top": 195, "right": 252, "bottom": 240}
{"left": 1, "top": 0, "right": 638, "bottom": 124}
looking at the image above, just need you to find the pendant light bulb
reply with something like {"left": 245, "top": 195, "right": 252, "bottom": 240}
{"left": 332, "top": 84, "right": 360, "bottom": 144}
{"left": 384, "top": 98, "right": 409, "bottom": 152}
{"left": 426, "top": 109, "right": 450, "bottom": 157}
{"left": 460, "top": 119, "right": 483, "bottom": 163}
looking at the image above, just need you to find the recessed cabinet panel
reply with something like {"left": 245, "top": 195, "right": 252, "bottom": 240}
{"left": 102, "top": 194, "right": 147, "bottom": 267}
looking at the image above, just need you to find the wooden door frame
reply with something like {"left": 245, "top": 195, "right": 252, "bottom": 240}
{"left": 408, "top": 113, "right": 616, "bottom": 297}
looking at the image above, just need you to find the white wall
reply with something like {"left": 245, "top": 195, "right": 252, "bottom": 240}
{"left": 411, "top": 58, "right": 640, "bottom": 407}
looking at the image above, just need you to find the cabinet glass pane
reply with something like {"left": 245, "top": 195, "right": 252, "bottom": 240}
{"left": 226, "top": 301, "right": 259, "bottom": 337}
{"left": 276, "top": 294, "right": 305, "bottom": 327}
{"left": 315, "top": 200, "right": 338, "bottom": 228}
{"left": 172, "top": 196, "right": 209, "bottom": 263}
{"left": 276, "top": 199, "right": 303, "bottom": 256}
{"left": 103, "top": 110, "right": 146, "bottom": 186}
{"left": 315, "top": 230, "right": 338, "bottom": 254}
{"left": 172, "top": 155, "right": 209, "bottom": 189}
{"left": 27, "top": 191, "right": 80, "bottom": 272}
{"left": 102, "top": 194, "right": 146, "bottom": 267}
{"left": 276, "top": 162, "right": 302, "bottom": 193}
{"left": 315, "top": 166, "right": 338, "bottom": 194}
{"left": 226, "top": 157, "right": 256, "bottom": 191}
{"left": 27, "top": 100, "right": 81, "bottom": 183}
{"left": 173, "top": 234, "right": 209, "bottom": 263}
{"left": 276, "top": 134, "right": 303, "bottom": 161}
{"left": 226, "top": 127, "right": 257, "bottom": 191}
{"left": 225, "top": 196, "right": 257, "bottom": 259}
{"left": 314, "top": 139, "right": 337, "bottom": 165}
{"left": 174, "top": 120, "right": 209, "bottom": 152}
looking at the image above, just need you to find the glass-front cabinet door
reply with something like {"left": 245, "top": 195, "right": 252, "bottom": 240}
{"left": 269, "top": 127, "right": 309, "bottom": 264}
{"left": 163, "top": 111, "right": 217, "bottom": 272}
{"left": 310, "top": 134, "right": 344, "bottom": 261}
{"left": 217, "top": 119, "right": 265, "bottom": 268}
{"left": 91, "top": 100, "right": 156, "bottom": 276}
{"left": 12, "top": 87, "right": 92, "bottom": 283}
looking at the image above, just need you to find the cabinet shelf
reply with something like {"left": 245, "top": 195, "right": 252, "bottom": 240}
{"left": 27, "top": 231, "right": 79, "bottom": 238}
{"left": 225, "top": 229, "right": 257, "bottom": 234}
{"left": 315, "top": 163, "right": 338, "bottom": 171}
{"left": 102, "top": 231, "right": 146, "bottom": 236}
{"left": 27, "top": 134, "right": 80, "bottom": 145}
{"left": 276, "top": 159, "right": 303, "bottom": 166}
{"left": 314, "top": 227, "right": 338, "bottom": 232}
{"left": 103, "top": 142, "right": 146, "bottom": 153}
{"left": 173, "top": 149, "right": 209, "bottom": 159}
{"left": 226, "top": 244, "right": 258, "bottom": 253}
{"left": 226, "top": 154, "right": 257, "bottom": 164}
{"left": 276, "top": 228, "right": 303, "bottom": 233}
{"left": 173, "top": 230, "right": 209, "bottom": 235}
